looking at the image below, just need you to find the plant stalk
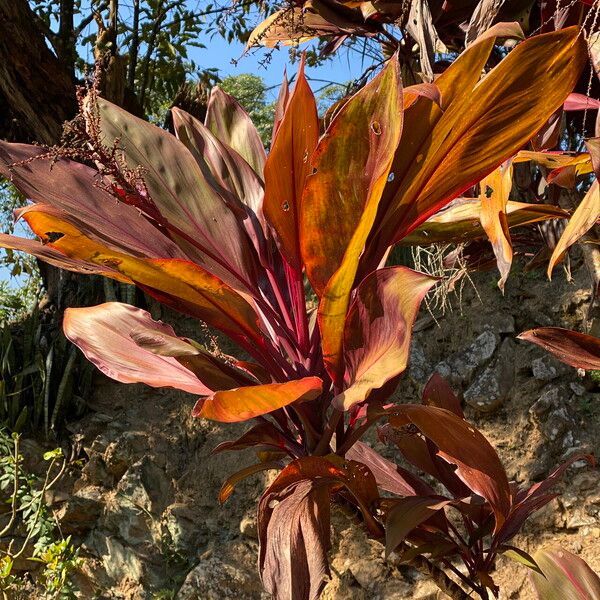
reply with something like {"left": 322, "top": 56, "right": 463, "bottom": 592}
{"left": 406, "top": 549, "right": 472, "bottom": 600}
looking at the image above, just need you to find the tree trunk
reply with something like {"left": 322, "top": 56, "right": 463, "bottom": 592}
{"left": 0, "top": 0, "right": 76, "bottom": 145}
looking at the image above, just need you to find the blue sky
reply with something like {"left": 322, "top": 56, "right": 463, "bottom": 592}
{"left": 189, "top": 31, "right": 364, "bottom": 100}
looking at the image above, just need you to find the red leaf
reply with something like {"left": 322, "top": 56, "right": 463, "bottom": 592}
{"left": 422, "top": 372, "right": 464, "bottom": 418}
{"left": 259, "top": 479, "right": 331, "bottom": 600}
{"left": 63, "top": 303, "right": 211, "bottom": 394}
{"left": 387, "top": 405, "right": 511, "bottom": 532}
{"left": 258, "top": 455, "right": 383, "bottom": 600}
{"left": 334, "top": 267, "right": 436, "bottom": 410}
{"left": 517, "top": 327, "right": 600, "bottom": 370}
{"left": 385, "top": 496, "right": 452, "bottom": 556}
{"left": 345, "top": 441, "right": 434, "bottom": 496}
{"left": 564, "top": 93, "right": 600, "bottom": 111}
{"left": 212, "top": 422, "right": 292, "bottom": 455}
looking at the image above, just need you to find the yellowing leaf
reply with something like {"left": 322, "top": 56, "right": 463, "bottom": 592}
{"left": 479, "top": 161, "right": 514, "bottom": 291}
{"left": 400, "top": 199, "right": 568, "bottom": 246}
{"left": 193, "top": 377, "right": 323, "bottom": 422}
{"left": 21, "top": 206, "right": 263, "bottom": 343}
{"left": 300, "top": 57, "right": 402, "bottom": 380}
{"left": 548, "top": 180, "right": 599, "bottom": 277}
{"left": 371, "top": 27, "right": 587, "bottom": 266}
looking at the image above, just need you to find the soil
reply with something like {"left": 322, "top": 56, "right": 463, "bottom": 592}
{"left": 22, "top": 262, "right": 600, "bottom": 599}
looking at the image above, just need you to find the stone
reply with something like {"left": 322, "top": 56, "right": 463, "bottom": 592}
{"left": 239, "top": 515, "right": 258, "bottom": 539}
{"left": 541, "top": 407, "right": 572, "bottom": 442}
{"left": 529, "top": 386, "right": 562, "bottom": 418}
{"left": 408, "top": 340, "right": 432, "bottom": 385}
{"left": 464, "top": 338, "right": 515, "bottom": 413}
{"left": 117, "top": 456, "right": 173, "bottom": 515}
{"left": 101, "top": 535, "right": 144, "bottom": 584}
{"left": 435, "top": 329, "right": 498, "bottom": 386}
{"left": 176, "top": 549, "right": 265, "bottom": 600}
{"left": 53, "top": 489, "right": 104, "bottom": 535}
{"left": 487, "top": 312, "right": 515, "bottom": 334}
{"left": 102, "top": 495, "right": 153, "bottom": 546}
{"left": 532, "top": 355, "right": 568, "bottom": 381}
{"left": 570, "top": 382, "right": 587, "bottom": 396}
{"left": 165, "top": 503, "right": 207, "bottom": 552}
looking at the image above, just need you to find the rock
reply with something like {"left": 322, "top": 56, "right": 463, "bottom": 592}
{"left": 572, "top": 472, "right": 599, "bottom": 492}
{"left": 165, "top": 503, "right": 207, "bottom": 552}
{"left": 102, "top": 494, "right": 153, "bottom": 546}
{"left": 176, "top": 545, "right": 266, "bottom": 600}
{"left": 53, "top": 489, "right": 104, "bottom": 535}
{"left": 532, "top": 355, "right": 568, "bottom": 381}
{"left": 117, "top": 456, "right": 173, "bottom": 515}
{"left": 408, "top": 340, "right": 432, "bottom": 385}
{"left": 240, "top": 515, "right": 258, "bottom": 539}
{"left": 464, "top": 338, "right": 515, "bottom": 413}
{"left": 487, "top": 312, "right": 515, "bottom": 334}
{"left": 570, "top": 382, "right": 586, "bottom": 396}
{"left": 435, "top": 329, "right": 498, "bottom": 386}
{"left": 542, "top": 407, "right": 572, "bottom": 442}
{"left": 99, "top": 535, "right": 144, "bottom": 584}
{"left": 564, "top": 509, "right": 597, "bottom": 529}
{"left": 529, "top": 386, "right": 562, "bottom": 417}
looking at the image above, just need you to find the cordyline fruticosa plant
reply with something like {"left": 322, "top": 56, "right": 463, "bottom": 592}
{"left": 0, "top": 25, "right": 596, "bottom": 600}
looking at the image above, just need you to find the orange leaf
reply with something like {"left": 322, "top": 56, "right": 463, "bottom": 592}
{"left": 21, "top": 206, "right": 263, "bottom": 343}
{"left": 400, "top": 198, "right": 569, "bottom": 246}
{"left": 333, "top": 267, "right": 436, "bottom": 411}
{"left": 301, "top": 57, "right": 403, "bottom": 380}
{"left": 263, "top": 55, "right": 319, "bottom": 269}
{"left": 371, "top": 27, "right": 587, "bottom": 266}
{"left": 192, "top": 376, "right": 323, "bottom": 422}
{"left": 479, "top": 161, "right": 514, "bottom": 291}
{"left": 548, "top": 180, "right": 599, "bottom": 278}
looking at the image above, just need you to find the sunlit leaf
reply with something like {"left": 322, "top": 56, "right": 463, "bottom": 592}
{"left": 302, "top": 57, "right": 402, "bottom": 380}
{"left": 479, "top": 160, "right": 514, "bottom": 291}
{"left": 96, "top": 97, "right": 260, "bottom": 293}
{"left": 548, "top": 180, "right": 600, "bottom": 277}
{"left": 263, "top": 55, "right": 319, "bottom": 269}
{"left": 531, "top": 546, "right": 600, "bottom": 600}
{"left": 131, "top": 329, "right": 256, "bottom": 390}
{"left": 0, "top": 142, "right": 183, "bottom": 260}
{"left": 19, "top": 205, "right": 263, "bottom": 344}
{"left": 63, "top": 303, "right": 212, "bottom": 394}
{"left": 371, "top": 27, "right": 587, "bottom": 266}
{"left": 400, "top": 198, "right": 569, "bottom": 246}
{"left": 170, "top": 107, "right": 264, "bottom": 215}
{"left": 192, "top": 377, "right": 323, "bottom": 422}
{"left": 333, "top": 267, "right": 436, "bottom": 410}
{"left": 219, "top": 460, "right": 281, "bottom": 504}
{"left": 500, "top": 545, "right": 543, "bottom": 575}
{"left": 205, "top": 86, "right": 267, "bottom": 176}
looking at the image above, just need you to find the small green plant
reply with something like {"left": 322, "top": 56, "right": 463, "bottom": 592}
{"left": 0, "top": 430, "right": 82, "bottom": 599}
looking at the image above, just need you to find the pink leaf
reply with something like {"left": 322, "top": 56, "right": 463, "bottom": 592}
{"left": 63, "top": 303, "right": 211, "bottom": 395}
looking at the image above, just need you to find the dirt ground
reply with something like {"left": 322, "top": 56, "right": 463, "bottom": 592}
{"left": 21, "top": 260, "right": 600, "bottom": 599}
